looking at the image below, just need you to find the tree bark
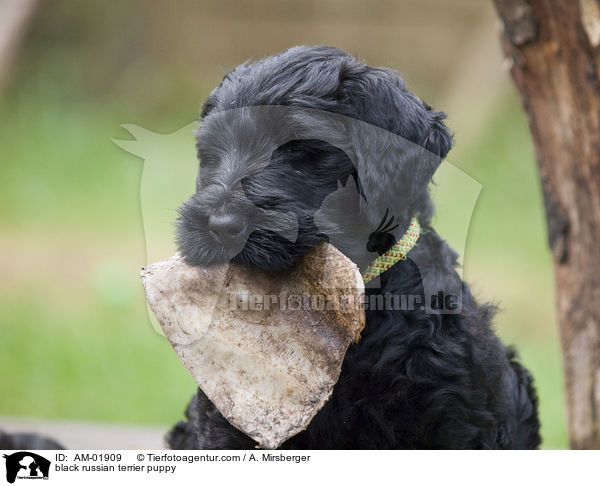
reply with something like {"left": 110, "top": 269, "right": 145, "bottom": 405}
{"left": 492, "top": 0, "right": 600, "bottom": 449}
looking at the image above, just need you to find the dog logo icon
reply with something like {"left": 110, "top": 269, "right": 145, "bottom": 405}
{"left": 2, "top": 452, "right": 51, "bottom": 483}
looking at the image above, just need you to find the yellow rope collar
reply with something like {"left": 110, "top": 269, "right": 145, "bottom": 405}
{"left": 362, "top": 217, "right": 421, "bottom": 284}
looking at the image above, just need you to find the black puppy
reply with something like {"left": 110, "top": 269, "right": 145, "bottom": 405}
{"left": 170, "top": 45, "right": 541, "bottom": 449}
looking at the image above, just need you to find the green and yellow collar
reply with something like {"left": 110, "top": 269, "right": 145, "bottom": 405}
{"left": 362, "top": 217, "right": 421, "bottom": 284}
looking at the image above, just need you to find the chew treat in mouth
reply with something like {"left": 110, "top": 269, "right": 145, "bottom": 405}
{"left": 141, "top": 242, "right": 365, "bottom": 449}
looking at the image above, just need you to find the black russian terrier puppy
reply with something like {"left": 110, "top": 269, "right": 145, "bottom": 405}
{"left": 169, "top": 45, "right": 541, "bottom": 449}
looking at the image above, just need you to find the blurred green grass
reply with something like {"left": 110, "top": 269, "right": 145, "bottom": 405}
{"left": 0, "top": 84, "right": 201, "bottom": 426}
{"left": 0, "top": 81, "right": 567, "bottom": 447}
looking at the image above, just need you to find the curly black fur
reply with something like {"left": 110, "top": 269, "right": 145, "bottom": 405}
{"left": 170, "top": 45, "right": 541, "bottom": 449}
{"left": 0, "top": 431, "right": 64, "bottom": 450}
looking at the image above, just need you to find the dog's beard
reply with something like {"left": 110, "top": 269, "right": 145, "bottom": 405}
{"left": 177, "top": 226, "right": 319, "bottom": 271}
{"left": 177, "top": 198, "right": 322, "bottom": 270}
{"left": 232, "top": 230, "right": 305, "bottom": 270}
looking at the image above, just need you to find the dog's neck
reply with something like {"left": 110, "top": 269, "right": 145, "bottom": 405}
{"left": 362, "top": 217, "right": 421, "bottom": 283}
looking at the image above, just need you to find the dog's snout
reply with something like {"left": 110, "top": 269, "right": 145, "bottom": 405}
{"left": 208, "top": 213, "right": 245, "bottom": 244}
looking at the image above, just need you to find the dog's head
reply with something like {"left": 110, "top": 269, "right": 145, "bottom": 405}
{"left": 177, "top": 46, "right": 452, "bottom": 271}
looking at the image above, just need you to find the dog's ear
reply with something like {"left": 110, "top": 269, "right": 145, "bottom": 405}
{"left": 334, "top": 60, "right": 453, "bottom": 225}
{"left": 423, "top": 103, "right": 454, "bottom": 164}
{"left": 422, "top": 105, "right": 453, "bottom": 161}
{"left": 411, "top": 107, "right": 453, "bottom": 190}
{"left": 336, "top": 60, "right": 453, "bottom": 162}
{"left": 201, "top": 97, "right": 215, "bottom": 118}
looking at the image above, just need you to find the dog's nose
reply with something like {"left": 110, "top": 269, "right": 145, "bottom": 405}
{"left": 208, "top": 213, "right": 245, "bottom": 244}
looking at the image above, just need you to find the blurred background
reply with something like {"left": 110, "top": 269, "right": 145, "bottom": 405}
{"left": 0, "top": 0, "right": 566, "bottom": 448}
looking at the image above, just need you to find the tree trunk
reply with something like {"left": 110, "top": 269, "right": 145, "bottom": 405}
{"left": 492, "top": 0, "right": 600, "bottom": 449}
